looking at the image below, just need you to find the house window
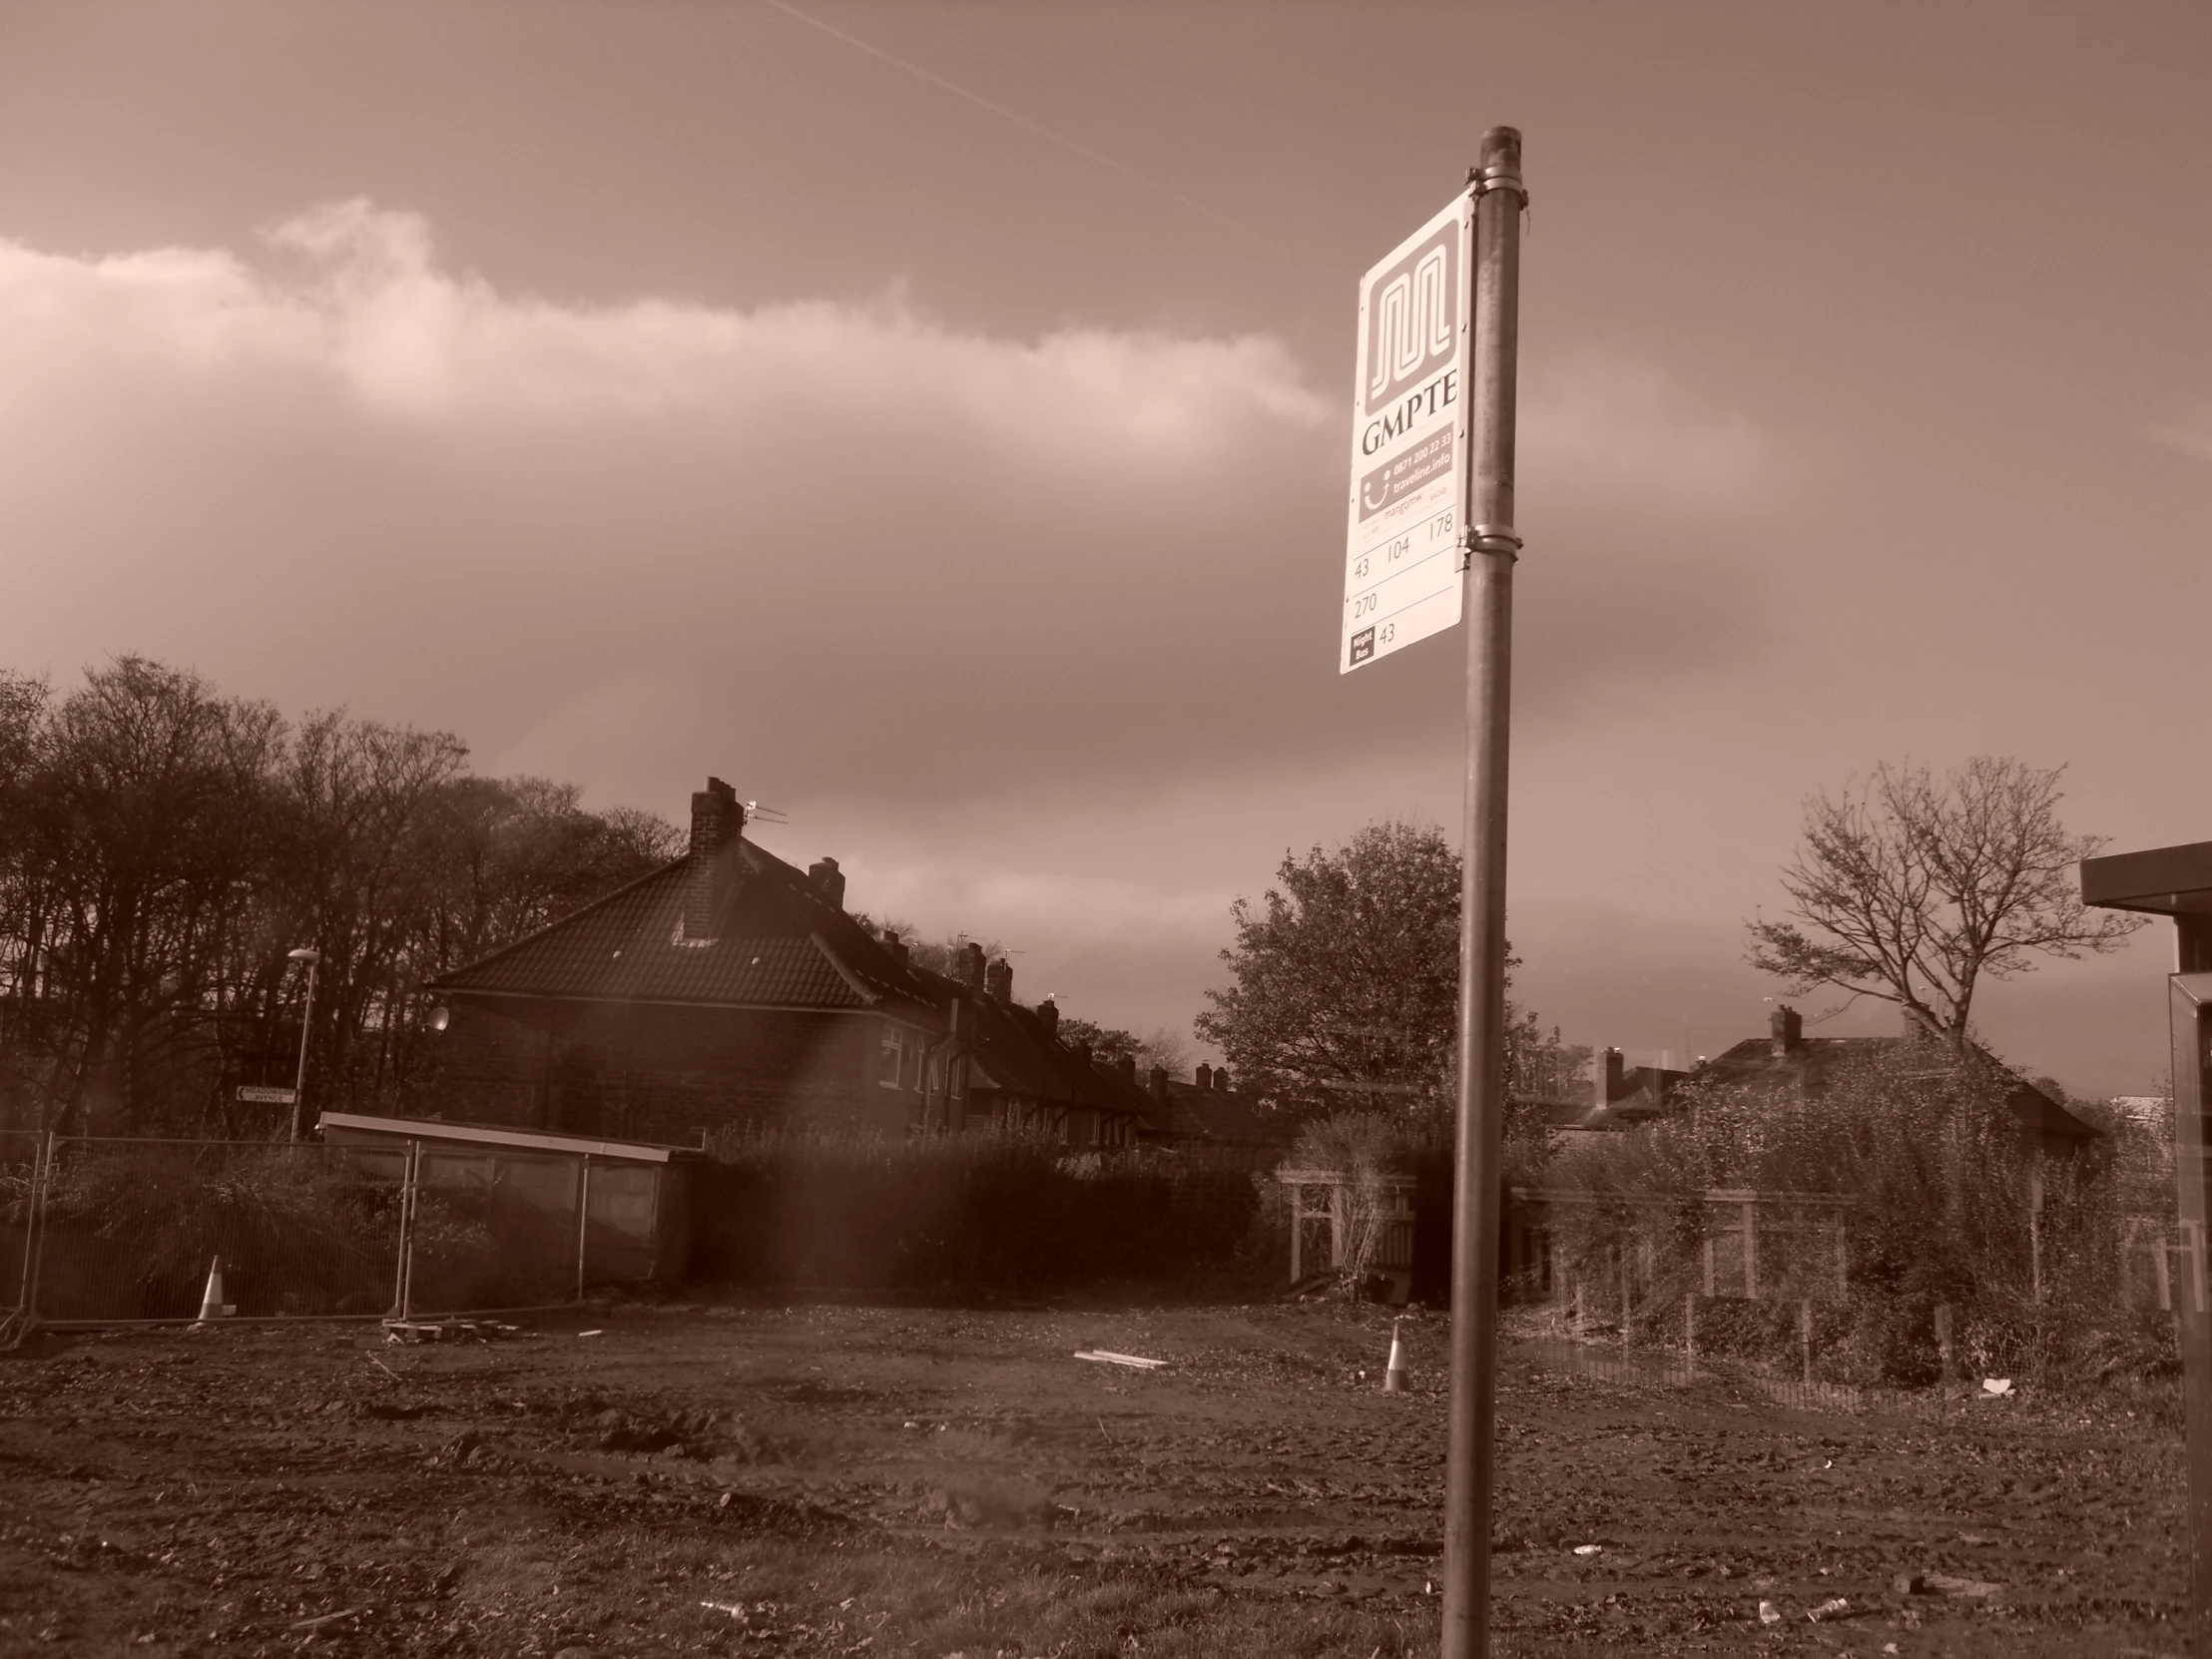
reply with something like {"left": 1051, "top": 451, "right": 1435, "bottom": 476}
{"left": 948, "top": 1055, "right": 966, "bottom": 1099}
{"left": 924, "top": 1049, "right": 942, "bottom": 1096}
{"left": 878, "top": 1026, "right": 902, "bottom": 1088}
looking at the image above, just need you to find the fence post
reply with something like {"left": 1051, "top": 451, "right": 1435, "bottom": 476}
{"left": 12, "top": 1132, "right": 53, "bottom": 1334}
{"left": 1799, "top": 1298, "right": 1813, "bottom": 1387}
{"left": 1743, "top": 1199, "right": 1759, "bottom": 1301}
{"left": 391, "top": 1140, "right": 419, "bottom": 1322}
{"left": 574, "top": 1155, "right": 592, "bottom": 1304}
{"left": 1934, "top": 1302, "right": 1956, "bottom": 1385}
{"left": 1619, "top": 1249, "right": 1632, "bottom": 1350}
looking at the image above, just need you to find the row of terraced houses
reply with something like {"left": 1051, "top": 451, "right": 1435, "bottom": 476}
{"left": 409, "top": 778, "right": 1279, "bottom": 1162}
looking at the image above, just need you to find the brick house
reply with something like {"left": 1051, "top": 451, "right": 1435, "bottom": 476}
{"left": 415, "top": 778, "right": 1149, "bottom": 1148}
{"left": 1698, "top": 1005, "right": 2101, "bottom": 1159}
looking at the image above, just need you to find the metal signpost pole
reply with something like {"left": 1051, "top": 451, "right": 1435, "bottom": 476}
{"left": 2174, "top": 968, "right": 2212, "bottom": 1655}
{"left": 2081, "top": 842, "right": 2212, "bottom": 1654}
{"left": 1440, "top": 125, "right": 1525, "bottom": 1659}
{"left": 287, "top": 948, "right": 320, "bottom": 1143}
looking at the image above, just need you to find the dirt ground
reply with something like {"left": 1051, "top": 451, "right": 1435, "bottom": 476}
{"left": 0, "top": 1299, "right": 2191, "bottom": 1657}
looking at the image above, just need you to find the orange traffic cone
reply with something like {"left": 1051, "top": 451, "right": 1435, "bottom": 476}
{"left": 1382, "top": 1318, "right": 1409, "bottom": 1392}
{"left": 192, "top": 1255, "right": 236, "bottom": 1328}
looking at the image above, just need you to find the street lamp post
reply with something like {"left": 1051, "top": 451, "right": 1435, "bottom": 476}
{"left": 286, "top": 947, "right": 320, "bottom": 1142}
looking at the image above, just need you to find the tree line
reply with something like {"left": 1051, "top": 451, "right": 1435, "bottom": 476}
{"left": 0, "top": 658, "right": 680, "bottom": 1137}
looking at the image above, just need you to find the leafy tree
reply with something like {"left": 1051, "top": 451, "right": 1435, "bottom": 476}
{"left": 1195, "top": 821, "right": 1577, "bottom": 1140}
{"left": 1747, "top": 758, "right": 2144, "bottom": 1053}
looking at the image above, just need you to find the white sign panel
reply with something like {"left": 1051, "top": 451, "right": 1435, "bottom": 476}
{"left": 237, "top": 1085, "right": 296, "bottom": 1104}
{"left": 1341, "top": 191, "right": 1473, "bottom": 673}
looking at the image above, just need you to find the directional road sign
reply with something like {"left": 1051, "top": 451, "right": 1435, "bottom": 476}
{"left": 1341, "top": 190, "right": 1474, "bottom": 673}
{"left": 237, "top": 1085, "right": 296, "bottom": 1104}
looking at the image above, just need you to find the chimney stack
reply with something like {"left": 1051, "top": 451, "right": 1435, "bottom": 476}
{"left": 1149, "top": 1065, "right": 1169, "bottom": 1100}
{"left": 957, "top": 941, "right": 986, "bottom": 992}
{"left": 985, "top": 957, "right": 1013, "bottom": 1006}
{"left": 1116, "top": 1054, "right": 1137, "bottom": 1086}
{"left": 1212, "top": 1067, "right": 1230, "bottom": 1093}
{"left": 1037, "top": 997, "right": 1060, "bottom": 1037}
{"left": 1195, "top": 1062, "right": 1213, "bottom": 1091}
{"left": 808, "top": 856, "right": 845, "bottom": 910}
{"left": 1600, "top": 1046, "right": 1625, "bottom": 1104}
{"left": 1771, "top": 1005, "right": 1803, "bottom": 1057}
{"left": 683, "top": 778, "right": 746, "bottom": 941}
{"left": 880, "top": 926, "right": 909, "bottom": 965}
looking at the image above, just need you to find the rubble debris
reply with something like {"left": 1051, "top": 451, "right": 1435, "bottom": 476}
{"left": 1926, "top": 1571, "right": 2001, "bottom": 1599}
{"left": 1758, "top": 1599, "right": 1782, "bottom": 1625}
{"left": 1073, "top": 1350, "right": 1167, "bottom": 1370}
{"left": 286, "top": 1608, "right": 366, "bottom": 1632}
{"left": 1807, "top": 1596, "right": 1860, "bottom": 1621}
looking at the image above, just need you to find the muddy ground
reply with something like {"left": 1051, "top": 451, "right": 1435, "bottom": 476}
{"left": 0, "top": 1300, "right": 2190, "bottom": 1657}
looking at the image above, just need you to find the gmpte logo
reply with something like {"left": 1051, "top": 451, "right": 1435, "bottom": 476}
{"left": 1365, "top": 226, "right": 1457, "bottom": 416}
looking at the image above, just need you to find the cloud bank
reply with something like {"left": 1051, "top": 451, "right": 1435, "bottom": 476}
{"left": 0, "top": 202, "right": 1776, "bottom": 813}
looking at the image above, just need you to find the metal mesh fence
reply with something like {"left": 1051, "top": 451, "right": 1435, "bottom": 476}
{"left": 1, "top": 1134, "right": 608, "bottom": 1335}
{"left": 32, "top": 1139, "right": 402, "bottom": 1324}
{"left": 399, "top": 1145, "right": 584, "bottom": 1317}
{"left": 1, "top": 1131, "right": 40, "bottom": 1321}
{"left": 1512, "top": 1315, "right": 1944, "bottom": 1418}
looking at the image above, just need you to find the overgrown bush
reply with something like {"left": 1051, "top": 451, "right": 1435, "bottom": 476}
{"left": 33, "top": 1142, "right": 399, "bottom": 1317}
{"left": 1543, "top": 1045, "right": 2173, "bottom": 1387}
{"left": 689, "top": 1128, "right": 1260, "bottom": 1294}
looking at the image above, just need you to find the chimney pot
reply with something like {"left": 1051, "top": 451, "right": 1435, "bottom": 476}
{"left": 1771, "top": 1005, "right": 1804, "bottom": 1057}
{"left": 985, "top": 957, "right": 1013, "bottom": 1006}
{"left": 683, "top": 778, "right": 746, "bottom": 940}
{"left": 808, "top": 856, "right": 845, "bottom": 910}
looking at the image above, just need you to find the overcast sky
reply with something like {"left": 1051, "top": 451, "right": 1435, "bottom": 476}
{"left": 3, "top": 1, "right": 2207, "bottom": 1093}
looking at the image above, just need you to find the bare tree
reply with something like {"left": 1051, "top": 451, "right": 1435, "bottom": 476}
{"left": 0, "top": 658, "right": 681, "bottom": 1135}
{"left": 1747, "top": 757, "right": 2144, "bottom": 1052}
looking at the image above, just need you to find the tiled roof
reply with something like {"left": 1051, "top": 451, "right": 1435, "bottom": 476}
{"left": 1118, "top": 1073, "right": 1288, "bottom": 1146}
{"left": 1696, "top": 1035, "right": 2100, "bottom": 1143}
{"left": 1158, "top": 1081, "right": 1285, "bottom": 1146}
{"left": 425, "top": 841, "right": 937, "bottom": 1015}
{"left": 947, "top": 982, "right": 1144, "bottom": 1115}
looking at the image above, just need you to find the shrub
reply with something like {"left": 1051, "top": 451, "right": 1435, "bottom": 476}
{"left": 34, "top": 1141, "right": 399, "bottom": 1318}
{"left": 689, "top": 1127, "right": 1259, "bottom": 1294}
